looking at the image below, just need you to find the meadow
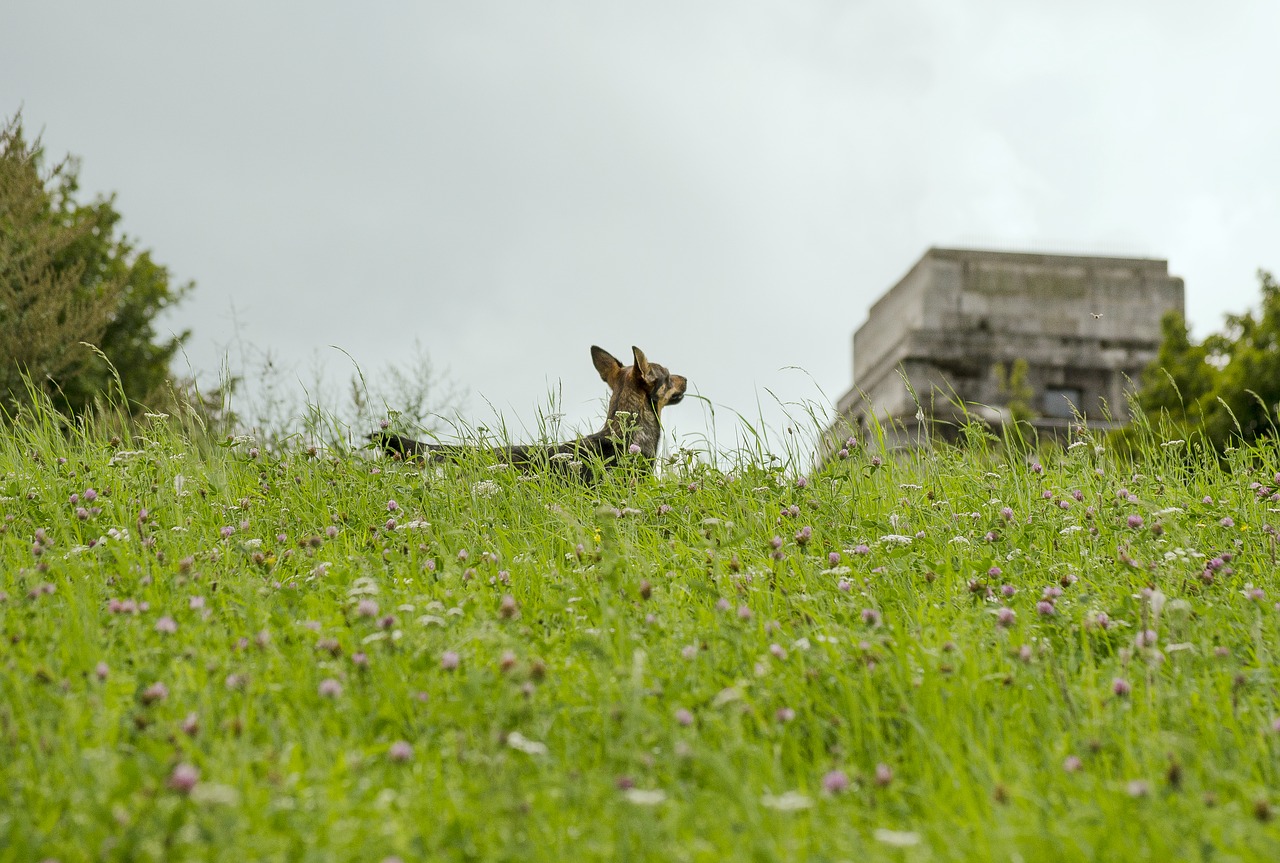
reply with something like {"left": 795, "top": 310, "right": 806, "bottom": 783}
{"left": 2, "top": 406, "right": 1279, "bottom": 862}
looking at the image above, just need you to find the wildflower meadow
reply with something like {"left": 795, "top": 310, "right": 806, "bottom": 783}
{"left": 3, "top": 406, "right": 1279, "bottom": 861}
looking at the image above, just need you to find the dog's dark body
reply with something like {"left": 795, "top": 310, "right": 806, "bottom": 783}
{"left": 370, "top": 346, "right": 687, "bottom": 478}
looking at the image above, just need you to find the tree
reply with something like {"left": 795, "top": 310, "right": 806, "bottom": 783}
{"left": 1138, "top": 269, "right": 1280, "bottom": 447}
{"left": 994, "top": 357, "right": 1035, "bottom": 424}
{"left": 0, "top": 114, "right": 191, "bottom": 418}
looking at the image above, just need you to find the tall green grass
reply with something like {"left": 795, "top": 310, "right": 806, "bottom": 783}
{"left": 2, "top": 399, "right": 1278, "bottom": 861}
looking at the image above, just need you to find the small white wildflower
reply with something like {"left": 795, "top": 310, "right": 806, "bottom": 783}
{"left": 396, "top": 519, "right": 431, "bottom": 530}
{"left": 1161, "top": 439, "right": 1185, "bottom": 448}
{"left": 109, "top": 450, "right": 145, "bottom": 465}
{"left": 949, "top": 536, "right": 971, "bottom": 545}
{"left": 873, "top": 829, "right": 922, "bottom": 847}
{"left": 761, "top": 791, "right": 813, "bottom": 811}
{"left": 821, "top": 566, "right": 852, "bottom": 576}
{"left": 1059, "top": 526, "right": 1083, "bottom": 535}
{"left": 879, "top": 534, "right": 913, "bottom": 545}
{"left": 471, "top": 480, "right": 501, "bottom": 498}
{"left": 712, "top": 687, "right": 742, "bottom": 707}
{"left": 347, "top": 577, "right": 379, "bottom": 597}
{"left": 189, "top": 783, "right": 240, "bottom": 806}
{"left": 549, "top": 452, "right": 574, "bottom": 462}
{"left": 143, "top": 412, "right": 170, "bottom": 420}
{"left": 506, "top": 732, "right": 548, "bottom": 755}
{"left": 487, "top": 463, "right": 510, "bottom": 472}
{"left": 623, "top": 788, "right": 667, "bottom": 805}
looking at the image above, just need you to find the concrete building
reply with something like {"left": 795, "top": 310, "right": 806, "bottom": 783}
{"left": 832, "top": 247, "right": 1185, "bottom": 448}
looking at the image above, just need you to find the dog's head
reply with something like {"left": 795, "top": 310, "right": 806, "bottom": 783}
{"left": 591, "top": 345, "right": 687, "bottom": 414}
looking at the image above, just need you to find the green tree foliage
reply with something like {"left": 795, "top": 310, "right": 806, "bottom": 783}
{"left": 994, "top": 357, "right": 1035, "bottom": 424}
{"left": 1139, "top": 269, "right": 1280, "bottom": 447}
{"left": 0, "top": 114, "right": 191, "bottom": 417}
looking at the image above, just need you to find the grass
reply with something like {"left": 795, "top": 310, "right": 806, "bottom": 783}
{"left": 2, "top": 407, "right": 1280, "bottom": 862}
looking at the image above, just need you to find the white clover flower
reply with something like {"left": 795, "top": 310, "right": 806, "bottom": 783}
{"left": 761, "top": 791, "right": 813, "bottom": 811}
{"left": 347, "top": 577, "right": 379, "bottom": 596}
{"left": 623, "top": 789, "right": 667, "bottom": 805}
{"left": 712, "top": 687, "right": 742, "bottom": 707}
{"left": 471, "top": 480, "right": 501, "bottom": 498}
{"left": 874, "top": 829, "right": 921, "bottom": 847}
{"left": 506, "top": 732, "right": 548, "bottom": 755}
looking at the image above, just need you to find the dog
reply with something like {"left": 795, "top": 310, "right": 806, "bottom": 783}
{"left": 370, "top": 345, "right": 687, "bottom": 479}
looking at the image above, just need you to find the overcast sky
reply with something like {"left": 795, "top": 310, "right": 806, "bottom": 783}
{"left": 4, "top": 2, "right": 1278, "bottom": 456}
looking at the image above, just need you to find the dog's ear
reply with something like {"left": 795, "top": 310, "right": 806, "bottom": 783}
{"left": 591, "top": 346, "right": 623, "bottom": 384}
{"left": 632, "top": 346, "right": 653, "bottom": 381}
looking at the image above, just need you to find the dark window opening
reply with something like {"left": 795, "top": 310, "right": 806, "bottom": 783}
{"left": 1043, "top": 387, "right": 1082, "bottom": 419}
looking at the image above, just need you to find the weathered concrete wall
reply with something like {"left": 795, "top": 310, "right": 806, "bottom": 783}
{"left": 833, "top": 247, "right": 1185, "bottom": 445}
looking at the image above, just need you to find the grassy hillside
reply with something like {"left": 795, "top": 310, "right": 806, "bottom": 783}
{"left": 2, "top": 412, "right": 1279, "bottom": 861}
